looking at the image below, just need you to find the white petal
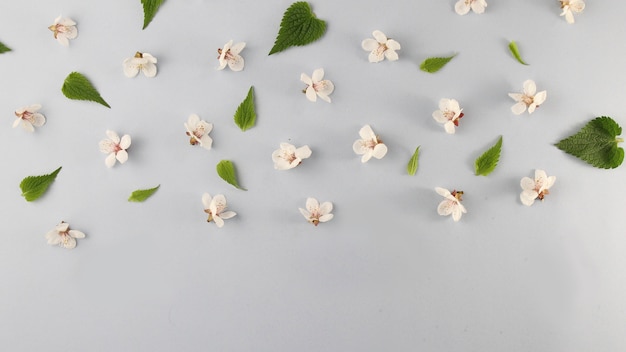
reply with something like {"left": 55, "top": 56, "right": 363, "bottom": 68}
{"left": 386, "top": 39, "right": 401, "bottom": 50}
{"left": 62, "top": 236, "right": 77, "bottom": 249}
{"left": 317, "top": 92, "right": 331, "bottom": 103}
{"left": 511, "top": 102, "right": 527, "bottom": 115}
{"left": 521, "top": 191, "right": 538, "bottom": 206}
{"left": 202, "top": 193, "right": 212, "bottom": 209}
{"left": 435, "top": 187, "right": 452, "bottom": 198}
{"left": 564, "top": 10, "right": 575, "bottom": 24}
{"left": 300, "top": 73, "right": 312, "bottom": 85}
{"left": 305, "top": 86, "right": 317, "bottom": 102}
{"left": 123, "top": 60, "right": 139, "bottom": 77}
{"left": 229, "top": 42, "right": 246, "bottom": 55}
{"left": 106, "top": 130, "right": 120, "bottom": 143}
{"left": 361, "top": 38, "right": 379, "bottom": 51}
{"left": 69, "top": 230, "right": 85, "bottom": 239}
{"left": 31, "top": 113, "right": 46, "bottom": 127}
{"left": 361, "top": 151, "right": 373, "bottom": 163}
{"left": 369, "top": 51, "right": 383, "bottom": 63}
{"left": 437, "top": 199, "right": 454, "bottom": 216}
{"left": 534, "top": 91, "right": 547, "bottom": 106}
{"left": 187, "top": 114, "right": 200, "bottom": 127}
{"left": 213, "top": 215, "right": 225, "bottom": 228}
{"left": 372, "top": 30, "right": 387, "bottom": 43}
{"left": 319, "top": 201, "right": 333, "bottom": 215}
{"left": 544, "top": 176, "right": 556, "bottom": 190}
{"left": 99, "top": 139, "right": 116, "bottom": 153}
{"left": 455, "top": 1, "right": 470, "bottom": 15}
{"left": 65, "top": 26, "right": 78, "bottom": 39}
{"left": 523, "top": 80, "right": 537, "bottom": 96}
{"left": 384, "top": 49, "right": 399, "bottom": 61}
{"left": 142, "top": 62, "right": 157, "bottom": 77}
{"left": 319, "top": 214, "right": 333, "bottom": 223}
{"left": 199, "top": 135, "right": 213, "bottom": 150}
{"left": 295, "top": 145, "right": 312, "bottom": 159}
{"left": 299, "top": 208, "right": 311, "bottom": 220}
{"left": 508, "top": 93, "right": 523, "bottom": 102}
{"left": 352, "top": 140, "right": 368, "bottom": 155}
{"left": 120, "top": 135, "right": 131, "bottom": 149}
{"left": 305, "top": 198, "right": 319, "bottom": 213}
{"left": 210, "top": 195, "right": 227, "bottom": 215}
{"left": 311, "top": 68, "right": 324, "bottom": 82}
{"left": 46, "top": 231, "right": 62, "bottom": 245}
{"left": 21, "top": 121, "right": 34, "bottom": 132}
{"left": 432, "top": 110, "right": 448, "bottom": 124}
{"left": 220, "top": 211, "right": 237, "bottom": 220}
{"left": 143, "top": 53, "right": 157, "bottom": 63}
{"left": 273, "top": 156, "right": 292, "bottom": 170}
{"left": 372, "top": 143, "right": 388, "bottom": 159}
{"left": 520, "top": 176, "right": 535, "bottom": 191}
{"left": 228, "top": 56, "right": 244, "bottom": 71}
{"left": 534, "top": 169, "right": 548, "bottom": 185}
{"left": 12, "top": 118, "right": 21, "bottom": 128}
{"left": 28, "top": 104, "right": 42, "bottom": 112}
{"left": 444, "top": 121, "right": 456, "bottom": 134}
{"left": 56, "top": 35, "right": 69, "bottom": 47}
{"left": 471, "top": 1, "right": 486, "bottom": 14}
{"left": 115, "top": 150, "right": 128, "bottom": 164}
{"left": 105, "top": 153, "right": 116, "bottom": 168}
{"left": 358, "top": 125, "right": 376, "bottom": 140}
{"left": 316, "top": 80, "right": 334, "bottom": 97}
{"left": 447, "top": 99, "right": 460, "bottom": 112}
{"left": 451, "top": 205, "right": 463, "bottom": 221}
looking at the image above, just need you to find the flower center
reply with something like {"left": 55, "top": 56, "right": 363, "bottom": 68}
{"left": 451, "top": 190, "right": 464, "bottom": 201}
{"left": 522, "top": 94, "right": 534, "bottom": 106}
{"left": 376, "top": 43, "right": 388, "bottom": 57}
{"left": 312, "top": 81, "right": 328, "bottom": 92}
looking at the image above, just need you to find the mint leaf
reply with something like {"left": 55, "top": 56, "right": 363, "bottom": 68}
{"left": 474, "top": 136, "right": 503, "bottom": 176}
{"left": 62, "top": 72, "right": 110, "bottom": 108}
{"left": 128, "top": 185, "right": 160, "bottom": 202}
{"left": 555, "top": 116, "right": 624, "bottom": 169}
{"left": 508, "top": 41, "right": 528, "bottom": 65}
{"left": 216, "top": 160, "right": 246, "bottom": 191}
{"left": 419, "top": 54, "right": 456, "bottom": 73}
{"left": 234, "top": 86, "right": 256, "bottom": 131}
{"left": 407, "top": 146, "right": 420, "bottom": 176}
{"left": 269, "top": 2, "right": 327, "bottom": 55}
{"left": 0, "top": 41, "right": 11, "bottom": 54}
{"left": 141, "top": 0, "right": 164, "bottom": 29}
{"left": 20, "top": 166, "right": 62, "bottom": 202}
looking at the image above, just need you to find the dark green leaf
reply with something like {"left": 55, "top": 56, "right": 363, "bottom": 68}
{"left": 234, "top": 86, "right": 256, "bottom": 131}
{"left": 141, "top": 0, "right": 164, "bottom": 29}
{"left": 128, "top": 185, "right": 160, "bottom": 202}
{"left": 62, "top": 72, "right": 110, "bottom": 108}
{"left": 0, "top": 41, "right": 11, "bottom": 54}
{"left": 508, "top": 41, "right": 528, "bottom": 65}
{"left": 407, "top": 146, "right": 420, "bottom": 176}
{"left": 269, "top": 2, "right": 327, "bottom": 55}
{"left": 216, "top": 160, "right": 246, "bottom": 190}
{"left": 474, "top": 136, "right": 503, "bottom": 176}
{"left": 419, "top": 54, "right": 456, "bottom": 73}
{"left": 20, "top": 167, "right": 62, "bottom": 202}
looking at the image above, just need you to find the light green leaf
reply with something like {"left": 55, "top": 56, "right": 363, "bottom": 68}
{"left": 474, "top": 136, "right": 503, "bottom": 176}
{"left": 128, "top": 185, "right": 160, "bottom": 202}
{"left": 0, "top": 41, "right": 11, "bottom": 54}
{"left": 216, "top": 160, "right": 246, "bottom": 191}
{"left": 508, "top": 41, "right": 528, "bottom": 65}
{"left": 234, "top": 86, "right": 256, "bottom": 131}
{"left": 407, "top": 146, "right": 420, "bottom": 176}
{"left": 20, "top": 166, "right": 62, "bottom": 202}
{"left": 62, "top": 72, "right": 110, "bottom": 108}
{"left": 141, "top": 0, "right": 164, "bottom": 29}
{"left": 269, "top": 1, "right": 327, "bottom": 55}
{"left": 555, "top": 116, "right": 624, "bottom": 169}
{"left": 419, "top": 54, "right": 456, "bottom": 73}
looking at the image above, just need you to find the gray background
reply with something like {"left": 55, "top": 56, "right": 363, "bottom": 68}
{"left": 1, "top": 0, "right": 625, "bottom": 351}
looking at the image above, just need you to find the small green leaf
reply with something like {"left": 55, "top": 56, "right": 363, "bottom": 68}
{"left": 474, "top": 136, "right": 503, "bottom": 176}
{"left": 407, "top": 146, "right": 420, "bottom": 176}
{"left": 269, "top": 2, "right": 327, "bottom": 55}
{"left": 555, "top": 116, "right": 624, "bottom": 169}
{"left": 128, "top": 185, "right": 160, "bottom": 202}
{"left": 0, "top": 41, "right": 11, "bottom": 54}
{"left": 20, "top": 166, "right": 62, "bottom": 202}
{"left": 62, "top": 72, "right": 110, "bottom": 108}
{"left": 419, "top": 54, "right": 456, "bottom": 73}
{"left": 216, "top": 160, "right": 246, "bottom": 191}
{"left": 508, "top": 41, "right": 528, "bottom": 65}
{"left": 234, "top": 86, "right": 257, "bottom": 131}
{"left": 141, "top": 0, "right": 164, "bottom": 29}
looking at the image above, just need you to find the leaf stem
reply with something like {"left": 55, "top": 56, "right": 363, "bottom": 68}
{"left": 617, "top": 137, "right": 624, "bottom": 143}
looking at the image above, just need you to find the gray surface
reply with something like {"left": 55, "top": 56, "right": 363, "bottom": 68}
{"left": 1, "top": 0, "right": 626, "bottom": 351}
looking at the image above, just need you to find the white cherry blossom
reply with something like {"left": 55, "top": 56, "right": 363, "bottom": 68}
{"left": 48, "top": 16, "right": 77, "bottom": 46}
{"left": 217, "top": 40, "right": 246, "bottom": 71}
{"left": 299, "top": 198, "right": 333, "bottom": 226}
{"left": 301, "top": 68, "right": 334, "bottom": 103}
{"left": 123, "top": 52, "right": 157, "bottom": 78}
{"left": 13, "top": 104, "right": 45, "bottom": 132}
{"left": 560, "top": 0, "right": 585, "bottom": 24}
{"left": 352, "top": 124, "right": 388, "bottom": 163}
{"left": 520, "top": 169, "right": 556, "bottom": 206}
{"left": 432, "top": 98, "right": 464, "bottom": 134}
{"left": 99, "top": 130, "right": 131, "bottom": 168}
{"left": 455, "top": 0, "right": 488, "bottom": 15}
{"left": 361, "top": 30, "right": 401, "bottom": 63}
{"left": 436, "top": 187, "right": 467, "bottom": 222}
{"left": 509, "top": 79, "right": 547, "bottom": 115}
{"left": 272, "top": 143, "right": 312, "bottom": 170}
{"left": 202, "top": 193, "right": 237, "bottom": 227}
{"left": 45, "top": 222, "right": 85, "bottom": 249}
{"left": 184, "top": 114, "right": 213, "bottom": 150}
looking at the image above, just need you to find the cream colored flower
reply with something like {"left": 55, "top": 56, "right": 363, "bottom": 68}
{"left": 299, "top": 198, "right": 333, "bottom": 226}
{"left": 361, "top": 30, "right": 401, "bottom": 63}
{"left": 123, "top": 52, "right": 157, "bottom": 77}
{"left": 13, "top": 104, "right": 45, "bottom": 132}
{"left": 45, "top": 222, "right": 85, "bottom": 249}
{"left": 48, "top": 16, "right": 77, "bottom": 46}
{"left": 217, "top": 40, "right": 245, "bottom": 71}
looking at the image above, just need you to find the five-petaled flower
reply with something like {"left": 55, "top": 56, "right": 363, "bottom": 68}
{"left": 361, "top": 30, "right": 401, "bottom": 63}
{"left": 560, "top": 0, "right": 585, "bottom": 24}
{"left": 123, "top": 52, "right": 158, "bottom": 78}
{"left": 436, "top": 187, "right": 467, "bottom": 222}
{"left": 184, "top": 114, "right": 213, "bottom": 150}
{"left": 301, "top": 68, "right": 334, "bottom": 103}
{"left": 352, "top": 124, "right": 388, "bottom": 163}
{"left": 299, "top": 198, "right": 333, "bottom": 226}
{"left": 217, "top": 40, "right": 246, "bottom": 71}
{"left": 48, "top": 16, "right": 77, "bottom": 46}
{"left": 432, "top": 98, "right": 464, "bottom": 134}
{"left": 45, "top": 221, "right": 85, "bottom": 249}
{"left": 13, "top": 104, "right": 45, "bottom": 132}
{"left": 99, "top": 130, "right": 131, "bottom": 168}
{"left": 455, "top": 0, "right": 488, "bottom": 15}
{"left": 272, "top": 143, "right": 312, "bottom": 170}
{"left": 202, "top": 193, "right": 237, "bottom": 227}
{"left": 509, "top": 79, "right": 547, "bottom": 115}
{"left": 520, "top": 169, "right": 556, "bottom": 206}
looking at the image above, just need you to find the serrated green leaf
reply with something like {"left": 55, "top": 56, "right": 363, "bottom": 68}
{"left": 419, "top": 54, "right": 456, "bottom": 73}
{"left": 555, "top": 116, "right": 624, "bottom": 169}
{"left": 216, "top": 160, "right": 246, "bottom": 191}
{"left": 234, "top": 86, "right": 256, "bottom": 131}
{"left": 474, "top": 136, "right": 503, "bottom": 176}
{"left": 20, "top": 166, "right": 62, "bottom": 202}
{"left": 508, "top": 41, "right": 528, "bottom": 65}
{"left": 141, "top": 0, "right": 164, "bottom": 29}
{"left": 62, "top": 72, "right": 110, "bottom": 108}
{"left": 407, "top": 146, "right": 420, "bottom": 176}
{"left": 128, "top": 185, "right": 160, "bottom": 202}
{"left": 269, "top": 2, "right": 327, "bottom": 55}
{"left": 0, "top": 41, "right": 11, "bottom": 54}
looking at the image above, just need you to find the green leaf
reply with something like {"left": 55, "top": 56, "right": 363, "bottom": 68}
{"left": 20, "top": 166, "right": 62, "bottom": 202}
{"left": 555, "top": 116, "right": 624, "bottom": 169}
{"left": 269, "top": 2, "right": 327, "bottom": 55}
{"left": 419, "top": 54, "right": 456, "bottom": 73}
{"left": 128, "top": 185, "right": 160, "bottom": 202}
{"left": 508, "top": 41, "right": 528, "bottom": 65}
{"left": 0, "top": 41, "right": 11, "bottom": 54}
{"left": 234, "top": 86, "right": 257, "bottom": 131}
{"left": 141, "top": 0, "right": 164, "bottom": 29}
{"left": 62, "top": 72, "right": 110, "bottom": 108}
{"left": 216, "top": 160, "right": 246, "bottom": 191}
{"left": 407, "top": 146, "right": 420, "bottom": 176}
{"left": 474, "top": 136, "right": 503, "bottom": 176}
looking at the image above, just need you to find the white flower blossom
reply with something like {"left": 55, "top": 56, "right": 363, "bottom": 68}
{"left": 455, "top": 0, "right": 488, "bottom": 15}
{"left": 560, "top": 0, "right": 585, "bottom": 24}
{"left": 272, "top": 143, "right": 312, "bottom": 170}
{"left": 509, "top": 79, "right": 547, "bottom": 115}
{"left": 217, "top": 40, "right": 246, "bottom": 71}
{"left": 184, "top": 114, "right": 213, "bottom": 150}
{"left": 436, "top": 187, "right": 467, "bottom": 222}
{"left": 45, "top": 221, "right": 85, "bottom": 249}
{"left": 432, "top": 98, "right": 464, "bottom": 134}
{"left": 361, "top": 30, "right": 401, "bottom": 63}
{"left": 13, "top": 104, "right": 45, "bottom": 132}
{"left": 48, "top": 16, "right": 77, "bottom": 46}
{"left": 123, "top": 52, "right": 157, "bottom": 78}
{"left": 520, "top": 169, "right": 556, "bottom": 206}
{"left": 299, "top": 198, "right": 333, "bottom": 226}
{"left": 301, "top": 68, "right": 334, "bottom": 103}
{"left": 99, "top": 130, "right": 131, "bottom": 168}
{"left": 202, "top": 193, "right": 237, "bottom": 227}
{"left": 352, "top": 124, "right": 388, "bottom": 163}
